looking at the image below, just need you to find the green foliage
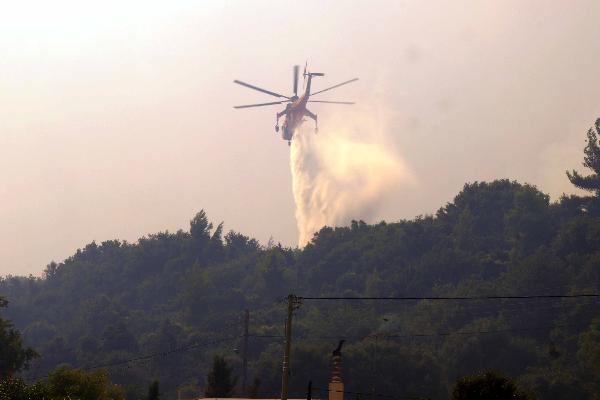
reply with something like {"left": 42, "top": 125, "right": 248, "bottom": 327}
{"left": 452, "top": 370, "right": 535, "bottom": 400}
{"left": 247, "top": 377, "right": 261, "bottom": 398}
{"left": 147, "top": 380, "right": 160, "bottom": 400}
{"left": 190, "top": 210, "right": 213, "bottom": 241}
{"left": 0, "top": 366, "right": 125, "bottom": 400}
{"left": 345, "top": 341, "right": 446, "bottom": 399}
{"left": 567, "top": 118, "right": 600, "bottom": 196}
{"left": 0, "top": 377, "right": 49, "bottom": 400}
{"left": 204, "top": 355, "right": 237, "bottom": 397}
{"left": 45, "top": 365, "right": 126, "bottom": 400}
{"left": 520, "top": 366, "right": 588, "bottom": 400}
{"left": 1, "top": 174, "right": 600, "bottom": 399}
{"left": 577, "top": 320, "right": 600, "bottom": 398}
{"left": 0, "top": 297, "right": 38, "bottom": 377}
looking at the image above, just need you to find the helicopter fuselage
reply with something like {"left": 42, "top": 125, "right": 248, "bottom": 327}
{"left": 277, "top": 75, "right": 318, "bottom": 144}
{"left": 281, "top": 98, "right": 307, "bottom": 141}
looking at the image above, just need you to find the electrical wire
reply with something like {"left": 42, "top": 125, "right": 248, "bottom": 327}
{"left": 24, "top": 294, "right": 600, "bottom": 383}
{"left": 28, "top": 335, "right": 239, "bottom": 381}
{"left": 300, "top": 293, "right": 600, "bottom": 301}
{"left": 246, "top": 320, "right": 592, "bottom": 341}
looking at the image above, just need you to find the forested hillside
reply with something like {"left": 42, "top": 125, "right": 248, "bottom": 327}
{"left": 1, "top": 177, "right": 599, "bottom": 400}
{"left": 4, "top": 120, "right": 600, "bottom": 399}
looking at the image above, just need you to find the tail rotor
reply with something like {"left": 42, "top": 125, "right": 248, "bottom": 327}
{"left": 302, "top": 61, "right": 307, "bottom": 89}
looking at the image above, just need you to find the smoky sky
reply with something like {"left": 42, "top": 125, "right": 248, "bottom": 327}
{"left": 1, "top": 0, "right": 600, "bottom": 275}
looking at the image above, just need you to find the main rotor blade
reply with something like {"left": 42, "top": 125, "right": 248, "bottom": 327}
{"left": 233, "top": 101, "right": 288, "bottom": 109}
{"left": 293, "top": 65, "right": 299, "bottom": 96}
{"left": 233, "top": 80, "right": 290, "bottom": 99}
{"left": 310, "top": 78, "right": 359, "bottom": 96}
{"left": 308, "top": 100, "right": 355, "bottom": 105}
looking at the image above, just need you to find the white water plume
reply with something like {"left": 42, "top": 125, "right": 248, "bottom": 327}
{"left": 290, "top": 114, "right": 414, "bottom": 246}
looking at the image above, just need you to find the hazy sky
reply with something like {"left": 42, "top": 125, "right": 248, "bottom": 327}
{"left": 2, "top": 1, "right": 600, "bottom": 276}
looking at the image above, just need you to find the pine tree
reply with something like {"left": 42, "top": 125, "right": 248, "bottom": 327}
{"left": 567, "top": 118, "right": 600, "bottom": 195}
{"left": 147, "top": 380, "right": 160, "bottom": 400}
{"left": 204, "top": 356, "right": 237, "bottom": 398}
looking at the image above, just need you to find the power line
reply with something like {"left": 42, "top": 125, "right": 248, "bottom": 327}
{"left": 24, "top": 294, "right": 599, "bottom": 383}
{"left": 248, "top": 334, "right": 283, "bottom": 338}
{"left": 381, "top": 322, "right": 589, "bottom": 339}
{"left": 86, "top": 336, "right": 238, "bottom": 370}
{"left": 24, "top": 312, "right": 252, "bottom": 380}
{"left": 247, "top": 321, "right": 590, "bottom": 341}
{"left": 29, "top": 330, "right": 297, "bottom": 380}
{"left": 401, "top": 298, "right": 600, "bottom": 320}
{"left": 28, "top": 329, "right": 280, "bottom": 381}
{"left": 29, "top": 335, "right": 239, "bottom": 381}
{"left": 300, "top": 293, "right": 600, "bottom": 301}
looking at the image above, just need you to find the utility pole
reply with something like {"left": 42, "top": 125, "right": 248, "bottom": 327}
{"left": 242, "top": 309, "right": 249, "bottom": 395}
{"left": 281, "top": 294, "right": 301, "bottom": 400}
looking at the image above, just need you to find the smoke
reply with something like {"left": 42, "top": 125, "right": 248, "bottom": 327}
{"left": 290, "top": 112, "right": 414, "bottom": 246}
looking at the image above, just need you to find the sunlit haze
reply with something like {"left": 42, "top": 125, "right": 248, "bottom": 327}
{"left": 2, "top": 1, "right": 600, "bottom": 275}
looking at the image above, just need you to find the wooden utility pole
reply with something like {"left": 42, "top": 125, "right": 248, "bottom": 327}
{"left": 281, "top": 294, "right": 301, "bottom": 400}
{"left": 242, "top": 309, "right": 249, "bottom": 394}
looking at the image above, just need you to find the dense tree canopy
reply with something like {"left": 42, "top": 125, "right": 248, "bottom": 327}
{"left": 0, "top": 366, "right": 126, "bottom": 400}
{"left": 0, "top": 377, "right": 48, "bottom": 400}
{"left": 146, "top": 380, "right": 160, "bottom": 400}
{"left": 1, "top": 178, "right": 598, "bottom": 400}
{"left": 452, "top": 371, "right": 535, "bottom": 400}
{"left": 1, "top": 121, "right": 600, "bottom": 399}
{"left": 0, "top": 297, "right": 37, "bottom": 378}
{"left": 204, "top": 355, "right": 237, "bottom": 397}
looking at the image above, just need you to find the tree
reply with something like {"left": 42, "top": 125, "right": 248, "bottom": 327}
{"left": 452, "top": 370, "right": 535, "bottom": 400}
{"left": 190, "top": 210, "right": 213, "bottom": 241}
{"left": 224, "top": 231, "right": 260, "bottom": 258}
{"left": 0, "top": 378, "right": 49, "bottom": 400}
{"left": 577, "top": 320, "right": 600, "bottom": 398}
{"left": 204, "top": 355, "right": 237, "bottom": 397}
{"left": 567, "top": 118, "right": 600, "bottom": 199}
{"left": 0, "top": 297, "right": 37, "bottom": 377}
{"left": 247, "top": 377, "right": 261, "bottom": 398}
{"left": 3, "top": 180, "right": 600, "bottom": 398}
{"left": 504, "top": 185, "right": 551, "bottom": 257}
{"left": 147, "top": 380, "right": 160, "bottom": 400}
{"left": 45, "top": 365, "right": 126, "bottom": 400}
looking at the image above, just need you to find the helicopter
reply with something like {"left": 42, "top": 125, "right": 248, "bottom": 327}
{"left": 233, "top": 64, "right": 358, "bottom": 145}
